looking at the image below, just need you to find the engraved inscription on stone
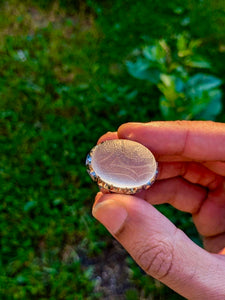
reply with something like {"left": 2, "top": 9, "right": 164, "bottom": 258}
{"left": 91, "top": 139, "right": 157, "bottom": 188}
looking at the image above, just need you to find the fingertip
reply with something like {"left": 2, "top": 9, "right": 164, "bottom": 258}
{"left": 117, "top": 122, "right": 142, "bottom": 139}
{"left": 94, "top": 192, "right": 104, "bottom": 203}
{"left": 93, "top": 192, "right": 115, "bottom": 210}
{"left": 219, "top": 247, "right": 225, "bottom": 255}
{"left": 93, "top": 193, "right": 134, "bottom": 210}
{"left": 92, "top": 192, "right": 104, "bottom": 216}
{"left": 92, "top": 197, "right": 128, "bottom": 235}
{"left": 97, "top": 132, "right": 118, "bottom": 144}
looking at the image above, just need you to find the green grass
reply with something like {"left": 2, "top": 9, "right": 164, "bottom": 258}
{"left": 1, "top": 0, "right": 224, "bottom": 299}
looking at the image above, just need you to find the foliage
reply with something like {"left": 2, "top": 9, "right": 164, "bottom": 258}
{"left": 0, "top": 0, "right": 225, "bottom": 299}
{"left": 126, "top": 35, "right": 223, "bottom": 120}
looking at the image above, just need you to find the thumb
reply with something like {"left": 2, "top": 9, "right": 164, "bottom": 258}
{"left": 93, "top": 193, "right": 225, "bottom": 299}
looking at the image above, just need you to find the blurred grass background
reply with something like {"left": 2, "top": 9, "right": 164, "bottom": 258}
{"left": 0, "top": 0, "right": 225, "bottom": 299}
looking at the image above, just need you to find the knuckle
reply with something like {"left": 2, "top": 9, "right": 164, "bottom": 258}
{"left": 133, "top": 239, "right": 174, "bottom": 280}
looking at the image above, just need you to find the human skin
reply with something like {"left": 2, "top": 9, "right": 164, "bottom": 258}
{"left": 92, "top": 121, "right": 225, "bottom": 299}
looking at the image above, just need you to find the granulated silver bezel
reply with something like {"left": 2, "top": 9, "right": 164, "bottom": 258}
{"left": 86, "top": 141, "right": 158, "bottom": 194}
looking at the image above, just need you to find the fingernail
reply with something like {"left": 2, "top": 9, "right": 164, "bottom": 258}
{"left": 118, "top": 123, "right": 141, "bottom": 139}
{"left": 92, "top": 199, "right": 128, "bottom": 235}
{"left": 94, "top": 192, "right": 103, "bottom": 204}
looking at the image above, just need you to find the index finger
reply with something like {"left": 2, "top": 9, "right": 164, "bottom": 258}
{"left": 97, "top": 131, "right": 118, "bottom": 144}
{"left": 118, "top": 120, "right": 225, "bottom": 161}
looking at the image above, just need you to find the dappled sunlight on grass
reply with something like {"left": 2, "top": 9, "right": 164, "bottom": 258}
{"left": 1, "top": 0, "right": 224, "bottom": 299}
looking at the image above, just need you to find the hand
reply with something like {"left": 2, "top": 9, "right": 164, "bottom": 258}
{"left": 92, "top": 121, "right": 225, "bottom": 299}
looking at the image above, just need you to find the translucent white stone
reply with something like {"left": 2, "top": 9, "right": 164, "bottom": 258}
{"left": 90, "top": 139, "right": 157, "bottom": 189}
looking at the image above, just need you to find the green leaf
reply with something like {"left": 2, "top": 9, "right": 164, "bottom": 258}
{"left": 184, "top": 74, "right": 223, "bottom": 120}
{"left": 126, "top": 58, "right": 149, "bottom": 77}
{"left": 160, "top": 74, "right": 173, "bottom": 87}
{"left": 143, "top": 43, "right": 167, "bottom": 63}
{"left": 23, "top": 201, "right": 37, "bottom": 212}
{"left": 159, "top": 95, "right": 188, "bottom": 120}
{"left": 158, "top": 75, "right": 185, "bottom": 102}
{"left": 185, "top": 57, "right": 211, "bottom": 69}
{"left": 187, "top": 73, "right": 222, "bottom": 92}
{"left": 126, "top": 59, "right": 161, "bottom": 83}
{"left": 178, "top": 49, "right": 192, "bottom": 57}
{"left": 176, "top": 34, "right": 187, "bottom": 52}
{"left": 197, "top": 89, "right": 222, "bottom": 120}
{"left": 159, "top": 96, "right": 171, "bottom": 119}
{"left": 175, "top": 77, "right": 185, "bottom": 92}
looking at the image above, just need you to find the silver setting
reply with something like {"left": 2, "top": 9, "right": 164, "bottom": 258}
{"left": 86, "top": 141, "right": 158, "bottom": 194}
